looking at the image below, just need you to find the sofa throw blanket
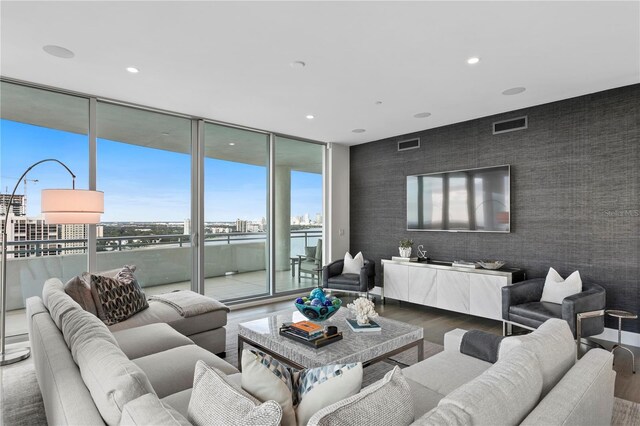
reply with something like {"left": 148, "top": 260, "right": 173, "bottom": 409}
{"left": 460, "top": 330, "right": 505, "bottom": 364}
{"left": 149, "top": 290, "right": 229, "bottom": 318}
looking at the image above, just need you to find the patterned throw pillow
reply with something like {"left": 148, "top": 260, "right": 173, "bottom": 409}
{"left": 89, "top": 266, "right": 148, "bottom": 326}
{"left": 240, "top": 350, "right": 363, "bottom": 426}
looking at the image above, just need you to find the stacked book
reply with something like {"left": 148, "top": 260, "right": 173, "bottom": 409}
{"left": 346, "top": 318, "right": 381, "bottom": 332}
{"left": 285, "top": 321, "right": 324, "bottom": 340}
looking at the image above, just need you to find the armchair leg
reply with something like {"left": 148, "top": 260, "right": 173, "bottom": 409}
{"left": 502, "top": 321, "right": 512, "bottom": 336}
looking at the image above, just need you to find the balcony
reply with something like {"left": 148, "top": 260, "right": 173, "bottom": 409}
{"left": 3, "top": 230, "right": 322, "bottom": 337}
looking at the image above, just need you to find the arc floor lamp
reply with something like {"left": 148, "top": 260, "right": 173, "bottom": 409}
{"left": 1, "top": 159, "right": 104, "bottom": 366}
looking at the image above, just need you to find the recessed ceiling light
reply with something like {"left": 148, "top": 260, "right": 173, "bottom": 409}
{"left": 126, "top": 67, "right": 139, "bottom": 74}
{"left": 502, "top": 87, "right": 526, "bottom": 96}
{"left": 43, "top": 45, "right": 74, "bottom": 59}
{"left": 161, "top": 132, "right": 170, "bottom": 136}
{"left": 306, "top": 114, "right": 315, "bottom": 119}
{"left": 413, "top": 112, "right": 431, "bottom": 118}
{"left": 352, "top": 129, "right": 366, "bottom": 133}
{"left": 229, "top": 142, "right": 235, "bottom": 146}
{"left": 467, "top": 57, "right": 480, "bottom": 65}
{"left": 290, "top": 61, "right": 306, "bottom": 69}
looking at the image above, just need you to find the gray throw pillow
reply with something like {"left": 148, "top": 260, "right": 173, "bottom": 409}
{"left": 188, "top": 361, "right": 282, "bottom": 426}
{"left": 64, "top": 274, "right": 98, "bottom": 316}
{"left": 307, "top": 366, "right": 414, "bottom": 426}
{"left": 89, "top": 266, "right": 148, "bottom": 326}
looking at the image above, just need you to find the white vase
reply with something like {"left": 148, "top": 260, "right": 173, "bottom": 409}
{"left": 399, "top": 247, "right": 412, "bottom": 258}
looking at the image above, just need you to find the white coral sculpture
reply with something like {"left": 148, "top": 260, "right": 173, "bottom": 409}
{"left": 347, "top": 297, "right": 379, "bottom": 325}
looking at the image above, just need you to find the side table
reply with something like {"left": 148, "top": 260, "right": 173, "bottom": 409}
{"left": 606, "top": 309, "right": 637, "bottom": 374}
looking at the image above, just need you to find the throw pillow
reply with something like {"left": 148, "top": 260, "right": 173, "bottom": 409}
{"left": 188, "top": 360, "right": 282, "bottom": 426}
{"left": 240, "top": 350, "right": 363, "bottom": 426}
{"left": 342, "top": 252, "right": 364, "bottom": 275}
{"left": 64, "top": 274, "right": 98, "bottom": 316}
{"left": 89, "top": 267, "right": 148, "bottom": 326}
{"left": 540, "top": 267, "right": 582, "bottom": 304}
{"left": 293, "top": 362, "right": 363, "bottom": 426}
{"left": 307, "top": 366, "right": 413, "bottom": 426}
{"left": 241, "top": 349, "right": 297, "bottom": 426}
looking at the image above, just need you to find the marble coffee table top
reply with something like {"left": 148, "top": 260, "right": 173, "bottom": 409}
{"left": 238, "top": 309, "right": 424, "bottom": 368}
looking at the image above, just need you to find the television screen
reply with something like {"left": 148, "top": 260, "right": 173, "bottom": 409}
{"left": 407, "top": 165, "right": 510, "bottom": 232}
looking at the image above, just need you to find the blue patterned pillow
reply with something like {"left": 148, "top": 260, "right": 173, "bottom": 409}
{"left": 240, "top": 350, "right": 363, "bottom": 426}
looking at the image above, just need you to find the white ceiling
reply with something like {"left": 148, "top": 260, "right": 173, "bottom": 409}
{"left": 1, "top": 1, "right": 639, "bottom": 145}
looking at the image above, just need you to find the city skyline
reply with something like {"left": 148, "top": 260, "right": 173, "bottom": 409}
{"left": 1, "top": 120, "right": 323, "bottom": 222}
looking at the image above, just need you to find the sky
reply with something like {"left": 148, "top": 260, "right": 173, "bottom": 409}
{"left": 0, "top": 120, "right": 322, "bottom": 222}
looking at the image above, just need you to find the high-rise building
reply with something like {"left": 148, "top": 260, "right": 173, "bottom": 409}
{"left": 60, "top": 224, "right": 88, "bottom": 254}
{"left": 1, "top": 213, "right": 59, "bottom": 258}
{"left": 235, "top": 219, "right": 248, "bottom": 233}
{"left": 0, "top": 193, "right": 26, "bottom": 216}
{"left": 183, "top": 218, "right": 191, "bottom": 236}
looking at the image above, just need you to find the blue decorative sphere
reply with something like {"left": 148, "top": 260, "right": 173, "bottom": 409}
{"left": 295, "top": 292, "right": 341, "bottom": 322}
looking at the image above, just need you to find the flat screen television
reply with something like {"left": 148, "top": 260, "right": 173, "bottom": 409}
{"left": 407, "top": 165, "right": 510, "bottom": 232}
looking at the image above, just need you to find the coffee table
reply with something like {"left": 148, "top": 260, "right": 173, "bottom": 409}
{"left": 237, "top": 309, "right": 424, "bottom": 370}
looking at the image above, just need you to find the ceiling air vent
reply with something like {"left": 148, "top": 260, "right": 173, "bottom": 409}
{"left": 398, "top": 138, "right": 420, "bottom": 151}
{"left": 493, "top": 116, "right": 528, "bottom": 135}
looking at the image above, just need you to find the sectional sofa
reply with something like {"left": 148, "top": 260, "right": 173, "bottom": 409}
{"left": 28, "top": 277, "right": 615, "bottom": 425}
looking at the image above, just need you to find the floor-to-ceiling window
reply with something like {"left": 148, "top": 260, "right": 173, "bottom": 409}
{"left": 1, "top": 79, "right": 326, "bottom": 339}
{"left": 274, "top": 136, "right": 324, "bottom": 293}
{"left": 203, "top": 123, "right": 270, "bottom": 301}
{"left": 0, "top": 82, "right": 89, "bottom": 337}
{"left": 96, "top": 102, "right": 192, "bottom": 295}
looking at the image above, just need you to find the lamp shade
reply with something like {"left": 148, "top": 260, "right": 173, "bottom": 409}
{"left": 41, "top": 189, "right": 104, "bottom": 224}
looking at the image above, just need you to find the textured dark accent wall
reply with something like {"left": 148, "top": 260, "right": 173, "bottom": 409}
{"left": 351, "top": 84, "right": 640, "bottom": 333}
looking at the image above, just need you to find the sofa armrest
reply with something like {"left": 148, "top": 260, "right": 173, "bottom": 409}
{"left": 444, "top": 328, "right": 467, "bottom": 352}
{"left": 520, "top": 349, "right": 615, "bottom": 426}
{"left": 502, "top": 279, "right": 545, "bottom": 320}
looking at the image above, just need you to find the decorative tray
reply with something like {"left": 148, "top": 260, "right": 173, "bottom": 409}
{"left": 279, "top": 326, "right": 343, "bottom": 349}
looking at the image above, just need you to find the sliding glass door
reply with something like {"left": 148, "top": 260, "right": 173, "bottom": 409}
{"left": 96, "top": 102, "right": 193, "bottom": 295}
{"left": 203, "top": 123, "right": 270, "bottom": 301}
{"left": 274, "top": 136, "right": 324, "bottom": 293}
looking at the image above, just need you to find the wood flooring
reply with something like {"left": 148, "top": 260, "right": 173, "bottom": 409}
{"left": 227, "top": 295, "right": 640, "bottom": 403}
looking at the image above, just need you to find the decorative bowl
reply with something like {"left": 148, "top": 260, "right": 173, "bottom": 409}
{"left": 477, "top": 260, "right": 506, "bottom": 270}
{"left": 294, "top": 297, "right": 342, "bottom": 322}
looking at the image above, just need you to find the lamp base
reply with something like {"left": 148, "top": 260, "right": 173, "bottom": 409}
{"left": 0, "top": 347, "right": 31, "bottom": 366}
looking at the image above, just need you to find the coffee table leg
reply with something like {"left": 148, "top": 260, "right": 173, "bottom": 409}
{"left": 237, "top": 336, "right": 244, "bottom": 371}
{"left": 417, "top": 340, "right": 424, "bottom": 362}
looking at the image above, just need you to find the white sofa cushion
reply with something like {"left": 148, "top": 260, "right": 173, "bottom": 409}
{"left": 61, "top": 306, "right": 120, "bottom": 363}
{"left": 120, "top": 393, "right": 190, "bottom": 426}
{"left": 307, "top": 366, "right": 413, "bottom": 426}
{"left": 188, "top": 361, "right": 282, "bottom": 426}
{"left": 42, "top": 278, "right": 82, "bottom": 330}
{"left": 439, "top": 346, "right": 543, "bottom": 425}
{"left": 76, "top": 338, "right": 156, "bottom": 426}
{"left": 502, "top": 318, "right": 576, "bottom": 395}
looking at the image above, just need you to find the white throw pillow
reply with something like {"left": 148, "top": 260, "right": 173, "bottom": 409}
{"left": 188, "top": 361, "right": 282, "bottom": 426}
{"left": 343, "top": 252, "right": 364, "bottom": 275}
{"left": 540, "top": 267, "right": 582, "bottom": 304}
{"left": 241, "top": 350, "right": 296, "bottom": 426}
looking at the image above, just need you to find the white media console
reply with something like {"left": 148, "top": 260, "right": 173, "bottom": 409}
{"left": 379, "top": 259, "right": 525, "bottom": 321}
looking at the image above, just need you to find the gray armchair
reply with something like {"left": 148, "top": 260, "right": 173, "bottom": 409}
{"left": 502, "top": 278, "right": 606, "bottom": 341}
{"left": 322, "top": 257, "right": 375, "bottom": 298}
{"left": 298, "top": 239, "right": 322, "bottom": 285}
